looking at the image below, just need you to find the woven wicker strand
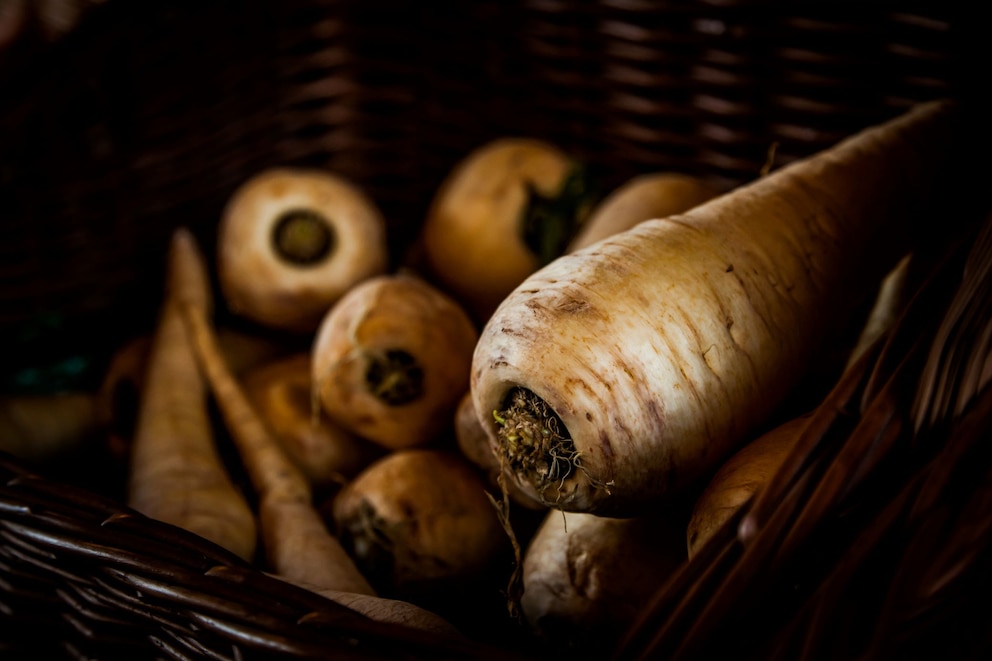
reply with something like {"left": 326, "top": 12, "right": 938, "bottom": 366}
{"left": 0, "top": 452, "right": 522, "bottom": 660}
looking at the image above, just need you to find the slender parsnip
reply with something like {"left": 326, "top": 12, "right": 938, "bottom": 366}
{"left": 126, "top": 228, "right": 257, "bottom": 561}
{"left": 471, "top": 100, "right": 958, "bottom": 515}
{"left": 183, "top": 318, "right": 374, "bottom": 595}
{"left": 177, "top": 230, "right": 375, "bottom": 596}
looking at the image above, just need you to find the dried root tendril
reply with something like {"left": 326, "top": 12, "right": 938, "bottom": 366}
{"left": 494, "top": 387, "right": 614, "bottom": 504}
{"left": 486, "top": 473, "right": 524, "bottom": 622}
{"left": 494, "top": 387, "right": 582, "bottom": 503}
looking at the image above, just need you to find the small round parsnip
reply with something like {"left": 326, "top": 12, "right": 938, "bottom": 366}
{"left": 312, "top": 273, "right": 478, "bottom": 450}
{"left": 567, "top": 172, "right": 721, "bottom": 252}
{"left": 331, "top": 448, "right": 510, "bottom": 596}
{"left": 521, "top": 509, "right": 686, "bottom": 655}
{"left": 217, "top": 168, "right": 388, "bottom": 333}
{"left": 421, "top": 138, "right": 595, "bottom": 322}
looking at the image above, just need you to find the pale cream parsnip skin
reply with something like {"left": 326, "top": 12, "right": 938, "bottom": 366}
{"left": 522, "top": 509, "right": 686, "bottom": 650}
{"left": 128, "top": 229, "right": 257, "bottom": 561}
{"left": 218, "top": 168, "right": 388, "bottom": 332}
{"left": 472, "top": 100, "right": 956, "bottom": 515}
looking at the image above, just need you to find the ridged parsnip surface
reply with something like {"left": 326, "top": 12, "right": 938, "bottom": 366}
{"left": 471, "top": 100, "right": 957, "bottom": 515}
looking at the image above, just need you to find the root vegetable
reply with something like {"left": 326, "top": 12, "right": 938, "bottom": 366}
{"left": 845, "top": 253, "right": 913, "bottom": 371}
{"left": 241, "top": 353, "right": 383, "bottom": 492}
{"left": 0, "top": 392, "right": 100, "bottom": 465}
{"left": 420, "top": 138, "right": 597, "bottom": 322}
{"left": 284, "top": 579, "right": 463, "bottom": 639}
{"left": 471, "top": 100, "right": 958, "bottom": 515}
{"left": 217, "top": 168, "right": 388, "bottom": 333}
{"left": 521, "top": 509, "right": 686, "bottom": 655}
{"left": 566, "top": 172, "right": 722, "bottom": 252}
{"left": 177, "top": 231, "right": 374, "bottom": 596}
{"left": 686, "top": 412, "right": 812, "bottom": 558}
{"left": 98, "top": 335, "right": 150, "bottom": 464}
{"left": 98, "top": 327, "right": 292, "bottom": 465}
{"left": 312, "top": 273, "right": 478, "bottom": 450}
{"left": 127, "top": 228, "right": 257, "bottom": 562}
{"left": 213, "top": 324, "right": 298, "bottom": 377}
{"left": 331, "top": 448, "right": 510, "bottom": 599}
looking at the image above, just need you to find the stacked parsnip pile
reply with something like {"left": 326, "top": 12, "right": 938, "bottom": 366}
{"left": 79, "top": 98, "right": 967, "bottom": 652}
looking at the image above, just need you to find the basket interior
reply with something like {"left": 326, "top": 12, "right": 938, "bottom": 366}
{"left": 1, "top": 0, "right": 990, "bottom": 658}
{"left": 1, "top": 0, "right": 984, "bottom": 393}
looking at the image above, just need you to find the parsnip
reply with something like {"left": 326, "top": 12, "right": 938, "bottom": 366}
{"left": 178, "top": 230, "right": 374, "bottom": 596}
{"left": 566, "top": 172, "right": 721, "bottom": 252}
{"left": 312, "top": 273, "right": 478, "bottom": 450}
{"left": 306, "top": 585, "right": 464, "bottom": 639}
{"left": 242, "top": 353, "right": 382, "bottom": 492}
{"left": 686, "top": 412, "right": 812, "bottom": 558}
{"left": 331, "top": 449, "right": 510, "bottom": 597}
{"left": 0, "top": 392, "right": 100, "bottom": 465}
{"left": 844, "top": 253, "right": 913, "bottom": 371}
{"left": 127, "top": 228, "right": 257, "bottom": 561}
{"left": 217, "top": 168, "right": 388, "bottom": 333}
{"left": 521, "top": 509, "right": 686, "bottom": 655}
{"left": 471, "top": 100, "right": 958, "bottom": 514}
{"left": 420, "top": 138, "right": 596, "bottom": 322}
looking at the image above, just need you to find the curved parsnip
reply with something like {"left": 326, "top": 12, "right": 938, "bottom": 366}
{"left": 686, "top": 413, "right": 811, "bottom": 558}
{"left": 844, "top": 253, "right": 913, "bottom": 371}
{"left": 312, "top": 273, "right": 478, "bottom": 450}
{"left": 421, "top": 138, "right": 595, "bottom": 322}
{"left": 180, "top": 271, "right": 375, "bottom": 596}
{"left": 301, "top": 584, "right": 464, "bottom": 638}
{"left": 471, "top": 100, "right": 958, "bottom": 515}
{"left": 566, "top": 172, "right": 722, "bottom": 252}
{"left": 242, "top": 353, "right": 383, "bottom": 492}
{"left": 217, "top": 168, "right": 388, "bottom": 333}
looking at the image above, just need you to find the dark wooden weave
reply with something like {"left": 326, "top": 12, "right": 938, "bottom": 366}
{"left": 0, "top": 452, "right": 521, "bottom": 660}
{"left": 0, "top": 0, "right": 980, "bottom": 391}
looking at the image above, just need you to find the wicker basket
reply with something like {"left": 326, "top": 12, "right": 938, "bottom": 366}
{"left": 1, "top": 0, "right": 989, "bottom": 658}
